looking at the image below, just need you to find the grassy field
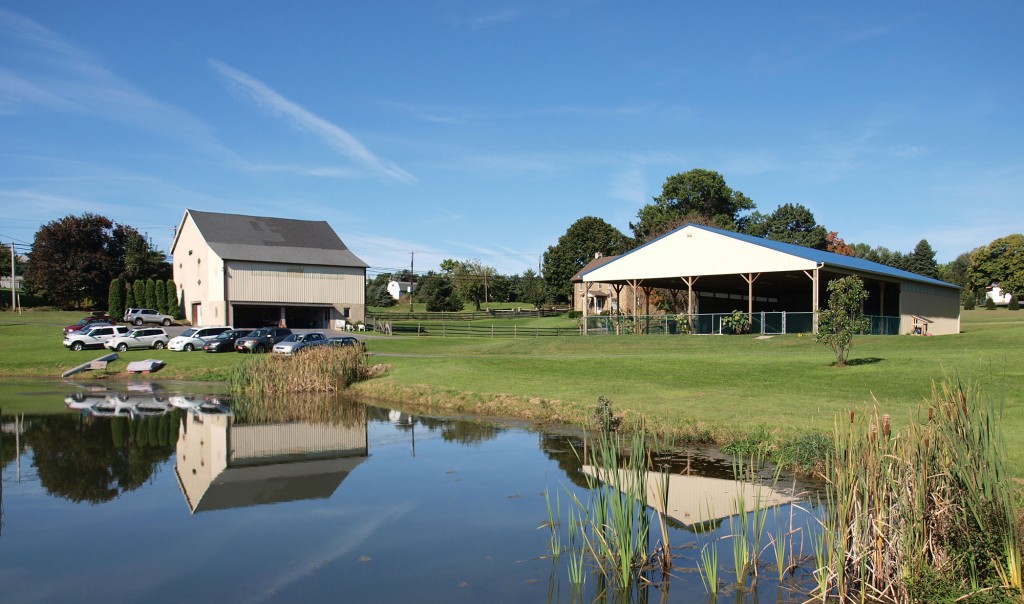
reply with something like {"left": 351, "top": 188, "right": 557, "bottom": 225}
{"left": 2, "top": 308, "right": 1023, "bottom": 467}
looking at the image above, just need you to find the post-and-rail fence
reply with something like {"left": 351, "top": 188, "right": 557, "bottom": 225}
{"left": 367, "top": 311, "right": 901, "bottom": 339}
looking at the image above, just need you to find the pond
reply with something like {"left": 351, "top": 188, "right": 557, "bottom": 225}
{"left": 0, "top": 380, "right": 822, "bottom": 603}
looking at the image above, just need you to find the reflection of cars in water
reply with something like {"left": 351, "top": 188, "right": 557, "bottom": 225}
{"left": 169, "top": 396, "right": 232, "bottom": 416}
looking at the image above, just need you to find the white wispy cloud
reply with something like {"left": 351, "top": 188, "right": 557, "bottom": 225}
{"left": 0, "top": 9, "right": 225, "bottom": 152}
{"left": 209, "top": 59, "right": 417, "bottom": 185}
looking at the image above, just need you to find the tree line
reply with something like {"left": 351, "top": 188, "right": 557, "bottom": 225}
{"left": 7, "top": 213, "right": 173, "bottom": 311}
{"left": 540, "top": 168, "right": 1021, "bottom": 312}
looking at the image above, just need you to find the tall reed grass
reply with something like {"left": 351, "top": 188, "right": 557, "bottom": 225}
{"left": 227, "top": 346, "right": 369, "bottom": 398}
{"left": 813, "top": 378, "right": 1022, "bottom": 603}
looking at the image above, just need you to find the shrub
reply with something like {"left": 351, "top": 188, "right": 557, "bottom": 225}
{"left": 567, "top": 310, "right": 582, "bottom": 319}
{"left": 1009, "top": 295, "right": 1019, "bottom": 311}
{"left": 985, "top": 296, "right": 998, "bottom": 310}
{"left": 591, "top": 395, "right": 621, "bottom": 433}
{"left": 721, "top": 310, "right": 750, "bottom": 334}
{"left": 816, "top": 276, "right": 870, "bottom": 367}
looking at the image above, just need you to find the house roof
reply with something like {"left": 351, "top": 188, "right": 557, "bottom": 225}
{"left": 175, "top": 209, "right": 368, "bottom": 268}
{"left": 570, "top": 254, "right": 620, "bottom": 283}
{"left": 581, "top": 223, "right": 957, "bottom": 289}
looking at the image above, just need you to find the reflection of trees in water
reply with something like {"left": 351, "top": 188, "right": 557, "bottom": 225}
{"left": 233, "top": 392, "right": 366, "bottom": 426}
{"left": 24, "top": 412, "right": 182, "bottom": 504}
{"left": 409, "top": 415, "right": 502, "bottom": 446}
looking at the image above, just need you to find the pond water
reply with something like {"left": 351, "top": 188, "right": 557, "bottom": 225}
{"left": 0, "top": 381, "right": 821, "bottom": 603}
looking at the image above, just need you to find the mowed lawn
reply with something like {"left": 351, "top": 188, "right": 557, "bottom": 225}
{"left": 355, "top": 310, "right": 1024, "bottom": 466}
{"left": 2, "top": 308, "right": 1023, "bottom": 467}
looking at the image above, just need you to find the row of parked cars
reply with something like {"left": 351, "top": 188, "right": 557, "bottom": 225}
{"left": 62, "top": 322, "right": 365, "bottom": 354}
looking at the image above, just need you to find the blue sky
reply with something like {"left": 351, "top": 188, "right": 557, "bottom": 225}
{"left": 1, "top": 2, "right": 1021, "bottom": 277}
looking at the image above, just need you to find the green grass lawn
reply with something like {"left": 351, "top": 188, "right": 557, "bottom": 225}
{"left": 354, "top": 309, "right": 1024, "bottom": 467}
{"left": 3, "top": 307, "right": 1022, "bottom": 467}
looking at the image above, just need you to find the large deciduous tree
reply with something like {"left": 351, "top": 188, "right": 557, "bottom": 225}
{"left": 630, "top": 168, "right": 755, "bottom": 240}
{"left": 968, "top": 234, "right": 1024, "bottom": 298}
{"left": 816, "top": 276, "right": 871, "bottom": 367}
{"left": 440, "top": 258, "right": 497, "bottom": 311}
{"left": 24, "top": 214, "right": 169, "bottom": 310}
{"left": 542, "top": 216, "right": 630, "bottom": 304}
{"left": 25, "top": 214, "right": 116, "bottom": 309}
{"left": 739, "top": 203, "right": 828, "bottom": 249}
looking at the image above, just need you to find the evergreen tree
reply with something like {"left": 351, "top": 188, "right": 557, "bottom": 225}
{"left": 133, "top": 280, "right": 145, "bottom": 308}
{"left": 107, "top": 279, "right": 124, "bottom": 319}
{"left": 985, "top": 296, "right": 997, "bottom": 310}
{"left": 1009, "top": 295, "right": 1019, "bottom": 311}
{"left": 155, "top": 280, "right": 167, "bottom": 314}
{"left": 144, "top": 278, "right": 156, "bottom": 308}
{"left": 165, "top": 280, "right": 183, "bottom": 319}
{"left": 907, "top": 239, "right": 939, "bottom": 279}
{"left": 124, "top": 280, "right": 136, "bottom": 309}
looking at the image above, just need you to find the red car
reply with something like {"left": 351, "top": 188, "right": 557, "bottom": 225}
{"left": 63, "top": 315, "right": 115, "bottom": 335}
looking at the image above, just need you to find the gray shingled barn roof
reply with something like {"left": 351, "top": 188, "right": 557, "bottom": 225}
{"left": 186, "top": 210, "right": 368, "bottom": 268}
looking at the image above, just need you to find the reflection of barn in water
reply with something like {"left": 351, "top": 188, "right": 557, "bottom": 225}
{"left": 175, "top": 413, "right": 368, "bottom": 513}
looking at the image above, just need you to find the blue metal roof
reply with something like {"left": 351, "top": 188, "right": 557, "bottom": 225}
{"left": 583, "top": 223, "right": 958, "bottom": 289}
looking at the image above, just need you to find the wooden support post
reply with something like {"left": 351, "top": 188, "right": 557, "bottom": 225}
{"left": 740, "top": 273, "right": 760, "bottom": 323}
{"left": 582, "top": 282, "right": 592, "bottom": 335}
{"left": 682, "top": 276, "right": 699, "bottom": 327}
{"left": 803, "top": 267, "right": 821, "bottom": 333}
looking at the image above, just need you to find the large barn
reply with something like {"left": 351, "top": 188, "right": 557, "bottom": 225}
{"left": 580, "top": 224, "right": 961, "bottom": 336}
{"left": 171, "top": 210, "right": 368, "bottom": 329}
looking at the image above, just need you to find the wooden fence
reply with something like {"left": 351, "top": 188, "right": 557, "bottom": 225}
{"left": 367, "top": 308, "right": 566, "bottom": 321}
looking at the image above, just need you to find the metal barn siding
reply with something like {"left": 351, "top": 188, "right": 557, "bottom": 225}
{"left": 899, "top": 283, "right": 961, "bottom": 335}
{"left": 226, "top": 261, "right": 365, "bottom": 305}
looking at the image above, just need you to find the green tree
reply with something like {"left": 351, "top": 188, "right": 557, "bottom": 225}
{"left": 939, "top": 251, "right": 972, "bottom": 287}
{"left": 906, "top": 239, "right": 939, "bottom": 279}
{"left": 119, "top": 229, "right": 170, "bottom": 283}
{"left": 165, "top": 279, "right": 183, "bottom": 319}
{"left": 630, "top": 168, "right": 755, "bottom": 240}
{"left": 144, "top": 278, "right": 156, "bottom": 308}
{"left": 543, "top": 216, "right": 631, "bottom": 304}
{"left": 154, "top": 279, "right": 167, "bottom": 314}
{"left": 816, "top": 276, "right": 871, "bottom": 367}
{"left": 739, "top": 203, "right": 828, "bottom": 249}
{"left": 851, "top": 243, "right": 909, "bottom": 271}
{"left": 967, "top": 234, "right": 1024, "bottom": 299}
{"left": 24, "top": 214, "right": 117, "bottom": 309}
{"left": 124, "top": 279, "right": 136, "bottom": 309}
{"left": 107, "top": 279, "right": 124, "bottom": 319}
{"left": 516, "top": 269, "right": 548, "bottom": 308}
{"left": 1009, "top": 295, "right": 1020, "bottom": 311}
{"left": 420, "top": 274, "right": 463, "bottom": 312}
{"left": 440, "top": 258, "right": 497, "bottom": 311}
{"left": 133, "top": 280, "right": 145, "bottom": 309}
{"left": 0, "top": 242, "right": 10, "bottom": 277}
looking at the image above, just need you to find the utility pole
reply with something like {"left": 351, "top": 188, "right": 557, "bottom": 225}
{"left": 409, "top": 251, "right": 415, "bottom": 312}
{"left": 10, "top": 242, "right": 14, "bottom": 312}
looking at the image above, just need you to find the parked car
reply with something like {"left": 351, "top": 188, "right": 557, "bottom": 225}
{"left": 235, "top": 327, "right": 292, "bottom": 353}
{"left": 272, "top": 332, "right": 327, "bottom": 355}
{"left": 326, "top": 336, "right": 366, "bottom": 351}
{"left": 202, "top": 329, "right": 253, "bottom": 353}
{"left": 103, "top": 327, "right": 170, "bottom": 352}
{"left": 123, "top": 308, "right": 174, "bottom": 326}
{"left": 63, "top": 315, "right": 114, "bottom": 335}
{"left": 168, "top": 326, "right": 232, "bottom": 352}
{"left": 64, "top": 324, "right": 131, "bottom": 351}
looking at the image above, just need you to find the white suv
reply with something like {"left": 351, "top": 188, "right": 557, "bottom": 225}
{"left": 168, "top": 326, "right": 231, "bottom": 352}
{"left": 64, "top": 325, "right": 131, "bottom": 351}
{"left": 124, "top": 308, "right": 174, "bottom": 326}
{"left": 104, "top": 327, "right": 170, "bottom": 352}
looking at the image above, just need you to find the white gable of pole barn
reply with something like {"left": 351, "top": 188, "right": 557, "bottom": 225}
{"left": 580, "top": 224, "right": 961, "bottom": 336}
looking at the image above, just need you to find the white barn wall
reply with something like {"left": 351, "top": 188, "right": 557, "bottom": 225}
{"left": 227, "top": 262, "right": 364, "bottom": 304}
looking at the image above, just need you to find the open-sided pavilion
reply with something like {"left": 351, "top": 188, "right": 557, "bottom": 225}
{"left": 579, "top": 224, "right": 960, "bottom": 336}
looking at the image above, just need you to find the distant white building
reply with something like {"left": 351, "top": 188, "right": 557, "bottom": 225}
{"left": 0, "top": 276, "right": 23, "bottom": 289}
{"left": 387, "top": 280, "right": 412, "bottom": 300}
{"left": 986, "top": 284, "right": 1014, "bottom": 305}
